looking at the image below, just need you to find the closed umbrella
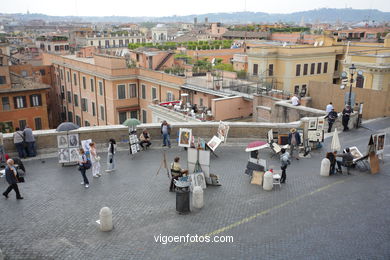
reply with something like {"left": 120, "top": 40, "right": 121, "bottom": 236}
{"left": 122, "top": 118, "right": 141, "bottom": 128}
{"left": 245, "top": 141, "right": 269, "bottom": 152}
{"left": 331, "top": 128, "right": 341, "bottom": 152}
{"left": 56, "top": 122, "right": 80, "bottom": 132}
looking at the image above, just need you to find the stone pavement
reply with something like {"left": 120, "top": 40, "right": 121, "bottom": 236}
{"left": 0, "top": 118, "right": 389, "bottom": 260}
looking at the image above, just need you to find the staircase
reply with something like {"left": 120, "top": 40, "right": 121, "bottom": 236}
{"left": 155, "top": 52, "right": 173, "bottom": 71}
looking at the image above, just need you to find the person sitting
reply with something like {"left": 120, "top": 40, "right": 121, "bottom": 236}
{"left": 336, "top": 148, "right": 354, "bottom": 175}
{"left": 169, "top": 157, "right": 188, "bottom": 192}
{"left": 139, "top": 129, "right": 151, "bottom": 150}
{"left": 326, "top": 152, "right": 336, "bottom": 175}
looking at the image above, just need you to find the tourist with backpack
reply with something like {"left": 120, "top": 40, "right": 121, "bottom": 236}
{"left": 78, "top": 148, "right": 91, "bottom": 188}
{"left": 280, "top": 148, "right": 291, "bottom": 184}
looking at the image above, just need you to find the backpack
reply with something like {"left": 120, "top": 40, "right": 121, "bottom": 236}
{"left": 83, "top": 159, "right": 92, "bottom": 170}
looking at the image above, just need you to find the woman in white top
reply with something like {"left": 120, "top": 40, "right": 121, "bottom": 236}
{"left": 106, "top": 138, "right": 116, "bottom": 172}
{"left": 89, "top": 142, "right": 101, "bottom": 178}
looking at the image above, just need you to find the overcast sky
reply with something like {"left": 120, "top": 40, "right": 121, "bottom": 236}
{"left": 1, "top": 0, "right": 389, "bottom": 17}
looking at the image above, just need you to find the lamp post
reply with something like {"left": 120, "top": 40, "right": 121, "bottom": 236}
{"left": 348, "top": 64, "right": 356, "bottom": 106}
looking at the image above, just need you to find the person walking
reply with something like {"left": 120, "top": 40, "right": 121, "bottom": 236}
{"left": 2, "top": 159, "right": 23, "bottom": 199}
{"left": 161, "top": 120, "right": 171, "bottom": 148}
{"left": 23, "top": 126, "right": 36, "bottom": 157}
{"left": 280, "top": 148, "right": 290, "bottom": 184}
{"left": 78, "top": 148, "right": 90, "bottom": 188}
{"left": 89, "top": 142, "right": 101, "bottom": 178}
{"left": 324, "top": 108, "right": 338, "bottom": 133}
{"left": 288, "top": 128, "right": 301, "bottom": 160}
{"left": 342, "top": 105, "right": 353, "bottom": 131}
{"left": 139, "top": 128, "right": 152, "bottom": 150}
{"left": 325, "top": 102, "right": 334, "bottom": 113}
{"left": 13, "top": 127, "right": 26, "bottom": 159}
{"left": 106, "top": 139, "right": 116, "bottom": 172}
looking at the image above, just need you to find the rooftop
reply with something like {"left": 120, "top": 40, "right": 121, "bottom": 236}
{"left": 0, "top": 72, "right": 51, "bottom": 93}
{"left": 62, "top": 54, "right": 95, "bottom": 64}
{"left": 0, "top": 117, "right": 389, "bottom": 259}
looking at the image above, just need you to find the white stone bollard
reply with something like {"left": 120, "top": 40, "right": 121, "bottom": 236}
{"left": 263, "top": 171, "right": 273, "bottom": 191}
{"left": 192, "top": 186, "right": 204, "bottom": 209}
{"left": 99, "top": 207, "right": 113, "bottom": 232}
{"left": 320, "top": 158, "right": 331, "bottom": 177}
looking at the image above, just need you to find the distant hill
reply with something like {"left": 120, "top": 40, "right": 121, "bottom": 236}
{"left": 3, "top": 8, "right": 390, "bottom": 24}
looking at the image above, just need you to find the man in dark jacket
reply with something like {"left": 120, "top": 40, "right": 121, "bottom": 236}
{"left": 160, "top": 121, "right": 171, "bottom": 148}
{"left": 336, "top": 148, "right": 354, "bottom": 175}
{"left": 288, "top": 128, "right": 301, "bottom": 160}
{"left": 2, "top": 159, "right": 23, "bottom": 199}
{"left": 342, "top": 105, "right": 353, "bottom": 131}
{"left": 325, "top": 108, "right": 338, "bottom": 133}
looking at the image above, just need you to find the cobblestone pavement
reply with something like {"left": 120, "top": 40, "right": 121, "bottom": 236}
{"left": 0, "top": 118, "right": 389, "bottom": 260}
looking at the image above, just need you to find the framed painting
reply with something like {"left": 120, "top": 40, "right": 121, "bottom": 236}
{"left": 57, "top": 135, "right": 68, "bottom": 148}
{"left": 178, "top": 128, "right": 192, "bottom": 148}
{"left": 207, "top": 136, "right": 222, "bottom": 151}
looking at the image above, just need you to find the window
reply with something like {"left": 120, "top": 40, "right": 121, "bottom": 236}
{"left": 74, "top": 94, "right": 79, "bottom": 107}
{"left": 301, "top": 84, "right": 307, "bottom": 97}
{"left": 75, "top": 115, "right": 81, "bottom": 127}
{"left": 294, "top": 85, "right": 300, "bottom": 94}
{"left": 141, "top": 84, "right": 146, "bottom": 99}
{"left": 30, "top": 94, "right": 42, "bottom": 107}
{"left": 335, "top": 60, "right": 339, "bottom": 71}
{"left": 253, "top": 64, "right": 258, "bottom": 76}
{"left": 324, "top": 62, "right": 328, "bottom": 74}
{"left": 66, "top": 71, "right": 70, "bottom": 82}
{"left": 129, "top": 83, "right": 137, "bottom": 98}
{"left": 21, "top": 70, "right": 28, "bottom": 77}
{"left": 303, "top": 64, "right": 308, "bottom": 75}
{"left": 119, "top": 111, "right": 127, "bottom": 124}
{"left": 0, "top": 57, "right": 3, "bottom": 66}
{"left": 356, "top": 75, "right": 364, "bottom": 88}
{"left": 48, "top": 45, "right": 51, "bottom": 51}
{"left": 130, "top": 110, "right": 137, "bottom": 119}
{"left": 68, "top": 111, "right": 73, "bottom": 122}
{"left": 90, "top": 41, "right": 93, "bottom": 46}
{"left": 317, "top": 63, "right": 322, "bottom": 74}
{"left": 117, "top": 84, "right": 126, "bottom": 99}
{"left": 295, "top": 64, "right": 301, "bottom": 76}
{"left": 0, "top": 76, "right": 6, "bottom": 84}
{"left": 92, "top": 102, "right": 96, "bottom": 116}
{"left": 268, "top": 64, "right": 273, "bottom": 76}
{"left": 73, "top": 73, "right": 77, "bottom": 85}
{"left": 167, "top": 92, "right": 174, "bottom": 101}
{"left": 67, "top": 91, "right": 72, "bottom": 103}
{"left": 34, "top": 117, "right": 42, "bottom": 130}
{"left": 60, "top": 69, "right": 63, "bottom": 80}
{"left": 142, "top": 110, "right": 147, "bottom": 123}
{"left": 90, "top": 78, "right": 94, "bottom": 92}
{"left": 84, "top": 121, "right": 90, "bottom": 126}
{"left": 99, "top": 81, "right": 103, "bottom": 96}
{"left": 310, "top": 63, "right": 315, "bottom": 75}
{"left": 2, "top": 97, "right": 10, "bottom": 111}
{"left": 100, "top": 106, "right": 105, "bottom": 120}
{"left": 14, "top": 96, "right": 26, "bottom": 109}
{"left": 61, "top": 85, "right": 65, "bottom": 99}
{"left": 151, "top": 87, "right": 157, "bottom": 100}
{"left": 199, "top": 98, "right": 203, "bottom": 107}
{"left": 19, "top": 120, "right": 26, "bottom": 130}
{"left": 40, "top": 69, "right": 46, "bottom": 76}
{"left": 55, "top": 45, "right": 59, "bottom": 51}
{"left": 82, "top": 76, "right": 86, "bottom": 89}
{"left": 81, "top": 98, "right": 88, "bottom": 112}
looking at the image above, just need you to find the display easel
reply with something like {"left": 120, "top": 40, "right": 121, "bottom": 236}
{"left": 129, "top": 128, "right": 140, "bottom": 157}
{"left": 156, "top": 151, "right": 170, "bottom": 179}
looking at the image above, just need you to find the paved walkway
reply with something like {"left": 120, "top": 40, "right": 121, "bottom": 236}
{"left": 0, "top": 118, "right": 389, "bottom": 259}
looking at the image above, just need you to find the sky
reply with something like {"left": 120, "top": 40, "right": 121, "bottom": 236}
{"left": 1, "top": 0, "right": 390, "bottom": 17}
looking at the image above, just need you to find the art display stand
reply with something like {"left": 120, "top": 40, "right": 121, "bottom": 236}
{"left": 57, "top": 133, "right": 80, "bottom": 167}
{"left": 129, "top": 130, "right": 140, "bottom": 156}
{"left": 188, "top": 148, "right": 211, "bottom": 184}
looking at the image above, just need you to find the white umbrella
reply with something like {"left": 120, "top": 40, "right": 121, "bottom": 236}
{"left": 331, "top": 128, "right": 341, "bottom": 152}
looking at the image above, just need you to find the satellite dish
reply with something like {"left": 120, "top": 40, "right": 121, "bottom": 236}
{"left": 283, "top": 42, "right": 287, "bottom": 47}
{"left": 319, "top": 41, "right": 324, "bottom": 46}
{"left": 314, "top": 41, "right": 318, "bottom": 47}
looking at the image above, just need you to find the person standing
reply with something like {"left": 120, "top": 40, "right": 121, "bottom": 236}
{"left": 0, "top": 132, "right": 5, "bottom": 163}
{"left": 23, "top": 126, "right": 36, "bottom": 157}
{"left": 78, "top": 148, "right": 90, "bottom": 188}
{"left": 280, "top": 148, "right": 290, "bottom": 184}
{"left": 161, "top": 121, "right": 171, "bottom": 148}
{"left": 89, "top": 142, "right": 101, "bottom": 178}
{"left": 342, "top": 105, "right": 353, "bottom": 131}
{"left": 2, "top": 159, "right": 23, "bottom": 199}
{"left": 291, "top": 94, "right": 300, "bottom": 106}
{"left": 325, "top": 102, "right": 334, "bottom": 113}
{"left": 139, "top": 129, "right": 152, "bottom": 150}
{"left": 288, "top": 128, "right": 301, "bottom": 160}
{"left": 106, "top": 139, "right": 116, "bottom": 172}
{"left": 324, "top": 108, "right": 338, "bottom": 133}
{"left": 13, "top": 127, "right": 26, "bottom": 159}
{"left": 326, "top": 152, "right": 337, "bottom": 175}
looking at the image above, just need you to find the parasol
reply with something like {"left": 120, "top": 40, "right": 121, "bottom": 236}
{"left": 245, "top": 141, "right": 269, "bottom": 152}
{"left": 331, "top": 128, "right": 341, "bottom": 152}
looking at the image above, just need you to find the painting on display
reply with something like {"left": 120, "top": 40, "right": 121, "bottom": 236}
{"left": 267, "top": 129, "right": 273, "bottom": 143}
{"left": 178, "top": 128, "right": 192, "bottom": 148}
{"left": 129, "top": 134, "right": 139, "bottom": 144}
{"left": 190, "top": 172, "right": 207, "bottom": 190}
{"left": 376, "top": 133, "right": 386, "bottom": 154}
{"left": 81, "top": 139, "right": 92, "bottom": 153}
{"left": 68, "top": 134, "right": 79, "bottom": 148}
{"left": 57, "top": 135, "right": 68, "bottom": 148}
{"left": 207, "top": 136, "right": 222, "bottom": 151}
{"left": 348, "top": 146, "right": 363, "bottom": 162}
{"left": 308, "top": 118, "right": 318, "bottom": 130}
{"left": 69, "top": 148, "right": 80, "bottom": 162}
{"left": 58, "top": 148, "right": 69, "bottom": 163}
{"left": 317, "top": 118, "right": 325, "bottom": 131}
{"left": 217, "top": 121, "right": 230, "bottom": 143}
